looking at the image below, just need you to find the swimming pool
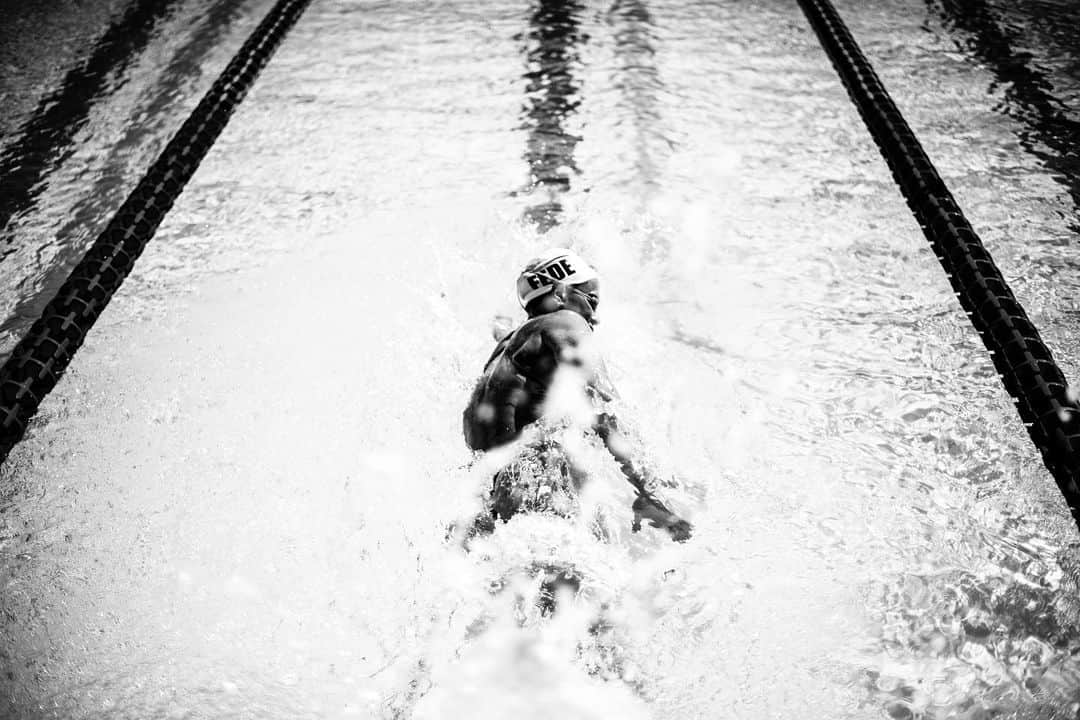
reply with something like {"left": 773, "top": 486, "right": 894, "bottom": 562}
{"left": 2, "top": 0, "right": 1079, "bottom": 717}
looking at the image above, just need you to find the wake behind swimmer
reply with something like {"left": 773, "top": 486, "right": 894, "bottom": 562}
{"left": 381, "top": 249, "right": 699, "bottom": 719}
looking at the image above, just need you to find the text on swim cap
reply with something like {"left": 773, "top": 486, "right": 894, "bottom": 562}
{"left": 524, "top": 258, "right": 576, "bottom": 290}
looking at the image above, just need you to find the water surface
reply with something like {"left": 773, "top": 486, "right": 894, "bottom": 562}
{"left": 2, "top": 0, "right": 1080, "bottom": 717}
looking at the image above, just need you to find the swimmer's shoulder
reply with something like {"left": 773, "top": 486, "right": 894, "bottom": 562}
{"left": 497, "top": 310, "right": 594, "bottom": 376}
{"left": 516, "top": 309, "right": 591, "bottom": 338}
{"left": 505, "top": 311, "right": 589, "bottom": 353}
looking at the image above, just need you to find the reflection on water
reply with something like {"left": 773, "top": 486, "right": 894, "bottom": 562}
{"left": 0, "top": 0, "right": 252, "bottom": 356}
{"left": 519, "top": 0, "right": 585, "bottom": 231}
{"left": 933, "top": 0, "right": 1080, "bottom": 234}
{"left": 861, "top": 507, "right": 1080, "bottom": 718}
{"left": 0, "top": 0, "right": 265, "bottom": 362}
{"left": 608, "top": 0, "right": 665, "bottom": 207}
{"left": 0, "top": 0, "right": 181, "bottom": 244}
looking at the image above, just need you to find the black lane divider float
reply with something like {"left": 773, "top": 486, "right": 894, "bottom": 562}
{"left": 795, "top": 0, "right": 1080, "bottom": 532}
{"left": 0, "top": 0, "right": 312, "bottom": 465}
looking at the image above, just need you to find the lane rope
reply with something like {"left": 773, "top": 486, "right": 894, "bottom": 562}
{"left": 795, "top": 0, "right": 1080, "bottom": 531}
{"left": 0, "top": 0, "right": 313, "bottom": 464}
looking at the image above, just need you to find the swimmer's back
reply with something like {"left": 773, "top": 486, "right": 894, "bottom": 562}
{"left": 463, "top": 310, "right": 595, "bottom": 452}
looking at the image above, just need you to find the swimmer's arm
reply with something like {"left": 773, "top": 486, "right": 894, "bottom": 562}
{"left": 592, "top": 412, "right": 692, "bottom": 542}
{"left": 463, "top": 367, "right": 525, "bottom": 452}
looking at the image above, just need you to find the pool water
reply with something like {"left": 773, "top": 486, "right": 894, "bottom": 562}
{"left": 2, "top": 0, "right": 1080, "bottom": 717}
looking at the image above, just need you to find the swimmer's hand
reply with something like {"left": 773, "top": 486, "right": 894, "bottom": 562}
{"left": 665, "top": 518, "right": 693, "bottom": 543}
{"left": 632, "top": 494, "right": 693, "bottom": 542}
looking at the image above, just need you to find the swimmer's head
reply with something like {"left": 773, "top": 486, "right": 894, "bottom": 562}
{"left": 517, "top": 248, "right": 600, "bottom": 321}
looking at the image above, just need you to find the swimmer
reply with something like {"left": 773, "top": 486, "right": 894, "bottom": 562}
{"left": 463, "top": 248, "right": 692, "bottom": 542}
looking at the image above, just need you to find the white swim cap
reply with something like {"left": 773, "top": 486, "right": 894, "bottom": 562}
{"left": 516, "top": 248, "right": 598, "bottom": 307}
